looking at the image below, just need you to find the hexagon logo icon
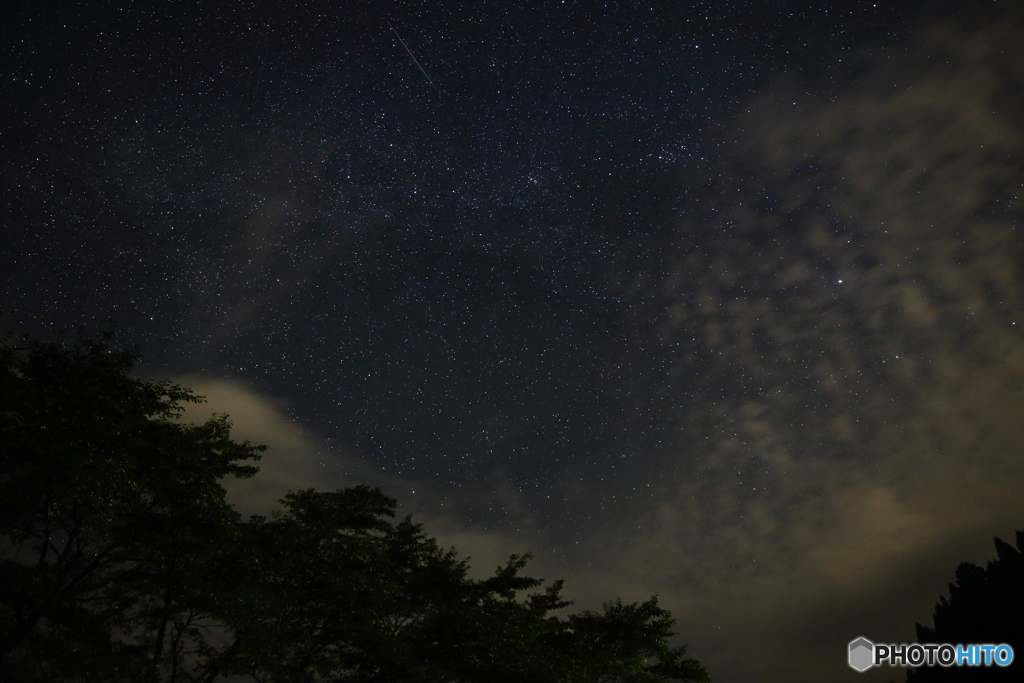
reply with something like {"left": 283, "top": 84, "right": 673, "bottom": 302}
{"left": 849, "top": 637, "right": 874, "bottom": 672}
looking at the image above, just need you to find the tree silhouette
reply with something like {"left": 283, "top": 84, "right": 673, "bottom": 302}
{"left": 0, "top": 329, "right": 709, "bottom": 682}
{"left": 0, "top": 328, "right": 263, "bottom": 681}
{"left": 907, "top": 532, "right": 1024, "bottom": 682}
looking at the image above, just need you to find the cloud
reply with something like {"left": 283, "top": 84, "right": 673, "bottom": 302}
{"left": 175, "top": 375, "right": 369, "bottom": 516}
{"left": 612, "top": 4, "right": 1024, "bottom": 681}
{"left": 174, "top": 375, "right": 540, "bottom": 581}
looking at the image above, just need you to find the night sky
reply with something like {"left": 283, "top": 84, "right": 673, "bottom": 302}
{"left": 3, "top": 2, "right": 1024, "bottom": 681}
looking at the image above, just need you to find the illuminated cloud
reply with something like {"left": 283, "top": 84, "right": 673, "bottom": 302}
{"left": 175, "top": 376, "right": 365, "bottom": 515}
{"left": 174, "top": 375, "right": 539, "bottom": 580}
{"left": 610, "top": 5, "right": 1024, "bottom": 681}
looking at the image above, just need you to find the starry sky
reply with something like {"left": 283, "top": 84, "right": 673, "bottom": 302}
{"left": 3, "top": 1, "right": 1023, "bottom": 681}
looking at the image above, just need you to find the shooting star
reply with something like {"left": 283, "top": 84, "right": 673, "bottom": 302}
{"left": 388, "top": 21, "right": 441, "bottom": 95}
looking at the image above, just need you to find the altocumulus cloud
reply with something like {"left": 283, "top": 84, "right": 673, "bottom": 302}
{"left": 601, "top": 4, "right": 1024, "bottom": 682}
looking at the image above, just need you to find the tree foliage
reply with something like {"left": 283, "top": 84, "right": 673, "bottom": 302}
{"left": 0, "top": 328, "right": 263, "bottom": 681}
{"left": 0, "top": 329, "right": 709, "bottom": 682}
{"left": 907, "top": 532, "right": 1024, "bottom": 682}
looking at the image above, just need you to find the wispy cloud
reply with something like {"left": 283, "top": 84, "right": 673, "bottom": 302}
{"left": 175, "top": 375, "right": 541, "bottom": 580}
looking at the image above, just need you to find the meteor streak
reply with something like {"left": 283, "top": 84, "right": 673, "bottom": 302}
{"left": 388, "top": 21, "right": 441, "bottom": 95}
